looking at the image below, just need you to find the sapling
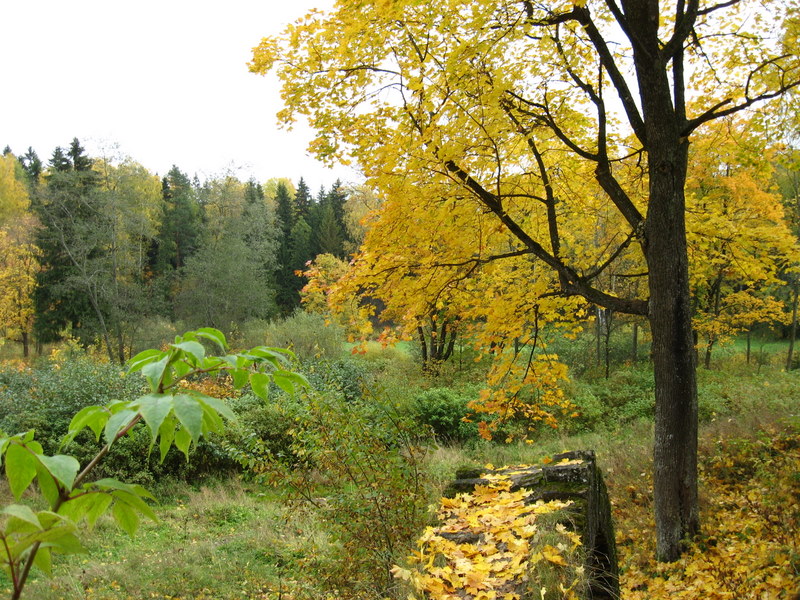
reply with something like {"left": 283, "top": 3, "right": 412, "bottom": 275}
{"left": 0, "top": 327, "right": 306, "bottom": 600}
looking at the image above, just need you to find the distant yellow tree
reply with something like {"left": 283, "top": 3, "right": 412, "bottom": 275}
{"left": 686, "top": 118, "right": 799, "bottom": 367}
{"left": 0, "top": 222, "right": 40, "bottom": 357}
{"left": 0, "top": 154, "right": 29, "bottom": 225}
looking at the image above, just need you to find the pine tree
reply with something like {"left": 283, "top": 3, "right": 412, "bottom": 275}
{"left": 150, "top": 166, "right": 204, "bottom": 274}
{"left": 274, "top": 181, "right": 299, "bottom": 313}
{"left": 19, "top": 147, "right": 42, "bottom": 183}
{"left": 31, "top": 140, "right": 100, "bottom": 347}
{"left": 294, "top": 177, "right": 312, "bottom": 220}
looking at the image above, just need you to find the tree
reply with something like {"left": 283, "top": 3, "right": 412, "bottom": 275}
{"left": 0, "top": 154, "right": 29, "bottom": 223}
{"left": 274, "top": 181, "right": 298, "bottom": 313}
{"left": 18, "top": 147, "right": 42, "bottom": 184}
{"left": 254, "top": 0, "right": 800, "bottom": 560}
{"left": 0, "top": 159, "right": 38, "bottom": 356}
{"left": 32, "top": 143, "right": 165, "bottom": 362}
{"left": 686, "top": 118, "right": 798, "bottom": 367}
{"left": 174, "top": 236, "right": 277, "bottom": 333}
{"left": 150, "top": 166, "right": 204, "bottom": 277}
{"left": 294, "top": 176, "right": 312, "bottom": 220}
{"left": 31, "top": 141, "right": 101, "bottom": 350}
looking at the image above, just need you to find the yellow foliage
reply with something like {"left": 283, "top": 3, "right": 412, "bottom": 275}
{"left": 618, "top": 427, "right": 800, "bottom": 600}
{"left": 0, "top": 223, "right": 40, "bottom": 342}
{"left": 687, "top": 117, "right": 800, "bottom": 352}
{"left": 396, "top": 470, "right": 584, "bottom": 600}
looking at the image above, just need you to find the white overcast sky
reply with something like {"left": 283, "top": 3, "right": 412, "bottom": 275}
{"left": 0, "top": 0, "right": 356, "bottom": 190}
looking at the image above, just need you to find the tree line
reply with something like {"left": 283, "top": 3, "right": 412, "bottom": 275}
{"left": 0, "top": 139, "right": 360, "bottom": 363}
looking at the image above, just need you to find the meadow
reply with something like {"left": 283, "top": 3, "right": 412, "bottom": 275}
{"left": 0, "top": 321, "right": 797, "bottom": 600}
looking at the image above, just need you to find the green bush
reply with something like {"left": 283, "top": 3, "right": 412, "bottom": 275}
{"left": 305, "top": 357, "right": 372, "bottom": 402}
{"left": 222, "top": 393, "right": 305, "bottom": 470}
{"left": 0, "top": 355, "right": 145, "bottom": 455}
{"left": 262, "top": 311, "right": 345, "bottom": 361}
{"left": 0, "top": 355, "right": 237, "bottom": 486}
{"left": 412, "top": 387, "right": 479, "bottom": 443}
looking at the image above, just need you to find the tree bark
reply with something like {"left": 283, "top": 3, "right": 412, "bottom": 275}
{"left": 787, "top": 279, "right": 798, "bottom": 371}
{"left": 628, "top": 0, "right": 700, "bottom": 561}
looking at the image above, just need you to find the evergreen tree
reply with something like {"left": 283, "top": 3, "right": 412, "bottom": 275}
{"left": 274, "top": 181, "right": 298, "bottom": 313}
{"left": 31, "top": 140, "right": 101, "bottom": 347}
{"left": 18, "top": 147, "right": 42, "bottom": 183}
{"left": 242, "top": 179, "right": 280, "bottom": 278}
{"left": 150, "top": 166, "right": 204, "bottom": 274}
{"left": 294, "top": 177, "right": 312, "bottom": 220}
{"left": 49, "top": 147, "right": 71, "bottom": 173}
{"left": 314, "top": 200, "right": 345, "bottom": 257}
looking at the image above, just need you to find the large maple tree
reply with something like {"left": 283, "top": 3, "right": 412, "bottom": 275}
{"left": 254, "top": 0, "right": 800, "bottom": 560}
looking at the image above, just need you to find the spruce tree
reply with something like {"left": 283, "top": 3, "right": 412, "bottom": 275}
{"left": 294, "top": 177, "right": 312, "bottom": 220}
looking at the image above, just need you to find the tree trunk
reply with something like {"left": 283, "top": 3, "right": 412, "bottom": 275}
{"left": 787, "top": 279, "right": 798, "bottom": 371}
{"left": 631, "top": 321, "right": 638, "bottom": 363}
{"left": 21, "top": 331, "right": 29, "bottom": 359}
{"left": 704, "top": 339, "right": 714, "bottom": 370}
{"left": 630, "top": 1, "right": 700, "bottom": 559}
{"left": 746, "top": 329, "right": 752, "bottom": 365}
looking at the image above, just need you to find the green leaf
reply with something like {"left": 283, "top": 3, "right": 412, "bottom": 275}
{"left": 249, "top": 372, "right": 271, "bottom": 400}
{"left": 231, "top": 367, "right": 250, "bottom": 389}
{"left": 195, "top": 395, "right": 236, "bottom": 422}
{"left": 126, "top": 349, "right": 164, "bottom": 374}
{"left": 83, "top": 493, "right": 114, "bottom": 529}
{"left": 173, "top": 395, "right": 203, "bottom": 442}
{"left": 63, "top": 405, "right": 108, "bottom": 447}
{"left": 141, "top": 355, "right": 170, "bottom": 392}
{"left": 32, "top": 545, "right": 52, "bottom": 574}
{"left": 112, "top": 490, "right": 157, "bottom": 522}
{"left": 112, "top": 501, "right": 140, "bottom": 537}
{"left": 2, "top": 504, "right": 41, "bottom": 529}
{"left": 174, "top": 427, "right": 192, "bottom": 461}
{"left": 38, "top": 454, "right": 80, "bottom": 491}
{"left": 158, "top": 416, "right": 176, "bottom": 463}
{"left": 5, "top": 443, "right": 38, "bottom": 501}
{"left": 200, "top": 403, "right": 224, "bottom": 434}
{"left": 35, "top": 461, "right": 60, "bottom": 510}
{"left": 46, "top": 531, "right": 85, "bottom": 555}
{"left": 104, "top": 410, "right": 138, "bottom": 446}
{"left": 136, "top": 394, "right": 174, "bottom": 441}
{"left": 195, "top": 327, "right": 228, "bottom": 351}
{"left": 172, "top": 341, "right": 206, "bottom": 364}
{"left": 273, "top": 370, "right": 309, "bottom": 395}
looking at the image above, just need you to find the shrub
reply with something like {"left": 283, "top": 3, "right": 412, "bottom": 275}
{"left": 236, "top": 387, "right": 434, "bottom": 599}
{"left": 304, "top": 357, "right": 372, "bottom": 402}
{"left": 262, "top": 311, "right": 345, "bottom": 361}
{"left": 0, "top": 354, "right": 237, "bottom": 486}
{"left": 412, "top": 387, "right": 479, "bottom": 443}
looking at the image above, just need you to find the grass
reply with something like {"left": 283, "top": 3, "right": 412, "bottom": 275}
{"left": 4, "top": 480, "right": 335, "bottom": 600}
{"left": 1, "top": 331, "right": 798, "bottom": 600}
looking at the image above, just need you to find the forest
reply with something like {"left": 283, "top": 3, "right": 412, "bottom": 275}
{"left": 1, "top": 0, "right": 800, "bottom": 599}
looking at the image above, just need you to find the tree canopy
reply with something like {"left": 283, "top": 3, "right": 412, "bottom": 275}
{"left": 253, "top": 0, "right": 800, "bottom": 560}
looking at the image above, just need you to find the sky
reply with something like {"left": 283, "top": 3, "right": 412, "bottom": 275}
{"left": 0, "top": 0, "right": 356, "bottom": 190}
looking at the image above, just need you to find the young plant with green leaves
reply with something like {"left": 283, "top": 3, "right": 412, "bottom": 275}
{"left": 0, "top": 327, "right": 306, "bottom": 600}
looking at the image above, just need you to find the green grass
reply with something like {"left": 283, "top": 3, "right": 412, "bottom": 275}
{"left": 1, "top": 328, "right": 799, "bottom": 600}
{"left": 5, "top": 479, "right": 334, "bottom": 600}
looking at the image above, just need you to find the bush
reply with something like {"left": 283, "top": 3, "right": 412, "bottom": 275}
{"left": 0, "top": 354, "right": 145, "bottom": 455}
{"left": 221, "top": 393, "right": 305, "bottom": 471}
{"left": 413, "top": 387, "right": 479, "bottom": 443}
{"left": 237, "top": 388, "right": 434, "bottom": 599}
{"left": 262, "top": 311, "right": 345, "bottom": 361}
{"left": 304, "top": 357, "right": 372, "bottom": 402}
{"left": 0, "top": 354, "right": 238, "bottom": 486}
